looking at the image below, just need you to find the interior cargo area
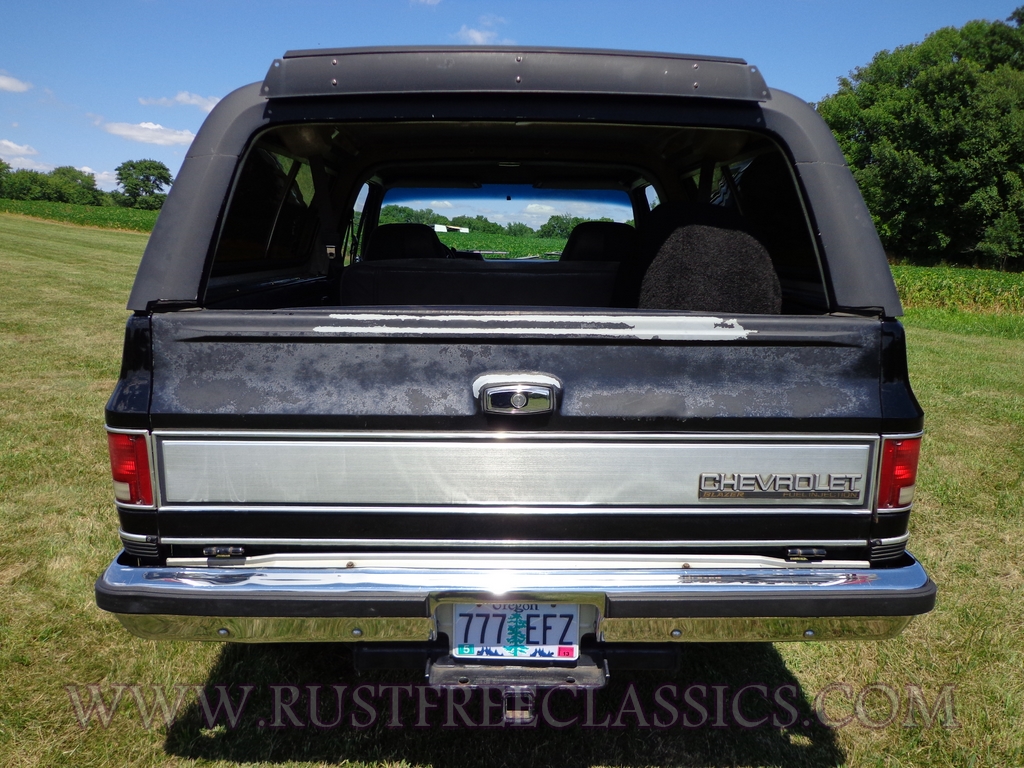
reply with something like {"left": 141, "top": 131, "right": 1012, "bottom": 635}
{"left": 203, "top": 122, "right": 830, "bottom": 315}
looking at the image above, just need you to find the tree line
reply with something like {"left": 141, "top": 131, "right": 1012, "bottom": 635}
{"left": 378, "top": 205, "right": 626, "bottom": 238}
{"left": 818, "top": 7, "right": 1024, "bottom": 270}
{"left": 0, "top": 159, "right": 172, "bottom": 210}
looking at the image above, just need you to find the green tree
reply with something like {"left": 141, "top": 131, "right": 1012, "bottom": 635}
{"left": 504, "top": 221, "right": 534, "bottom": 237}
{"left": 48, "top": 166, "right": 103, "bottom": 205}
{"left": 451, "top": 214, "right": 504, "bottom": 234}
{"left": 536, "top": 214, "right": 614, "bottom": 239}
{"left": 0, "top": 159, "right": 10, "bottom": 197}
{"left": 2, "top": 169, "right": 48, "bottom": 201}
{"left": 536, "top": 213, "right": 580, "bottom": 239}
{"left": 378, "top": 205, "right": 450, "bottom": 226}
{"left": 817, "top": 9, "right": 1024, "bottom": 269}
{"left": 115, "top": 159, "right": 173, "bottom": 209}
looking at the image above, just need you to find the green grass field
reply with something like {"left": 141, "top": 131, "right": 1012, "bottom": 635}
{"left": 436, "top": 231, "right": 567, "bottom": 258}
{"left": 1, "top": 211, "right": 1022, "bottom": 766}
{"left": 0, "top": 199, "right": 161, "bottom": 233}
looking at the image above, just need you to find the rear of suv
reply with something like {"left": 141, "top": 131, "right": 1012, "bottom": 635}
{"left": 96, "top": 47, "right": 935, "bottom": 716}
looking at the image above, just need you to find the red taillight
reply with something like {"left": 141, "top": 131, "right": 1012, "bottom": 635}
{"left": 107, "top": 432, "right": 153, "bottom": 506}
{"left": 877, "top": 437, "right": 921, "bottom": 510}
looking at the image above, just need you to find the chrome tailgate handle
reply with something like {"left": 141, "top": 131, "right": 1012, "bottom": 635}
{"left": 473, "top": 373, "right": 561, "bottom": 416}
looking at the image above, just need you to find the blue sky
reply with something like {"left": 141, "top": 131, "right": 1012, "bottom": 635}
{"left": 0, "top": 1, "right": 1017, "bottom": 191}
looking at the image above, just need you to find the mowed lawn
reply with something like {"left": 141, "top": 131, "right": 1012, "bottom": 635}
{"left": 0, "top": 211, "right": 1022, "bottom": 767}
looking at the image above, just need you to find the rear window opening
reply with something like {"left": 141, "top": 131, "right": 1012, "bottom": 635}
{"left": 204, "top": 121, "right": 829, "bottom": 314}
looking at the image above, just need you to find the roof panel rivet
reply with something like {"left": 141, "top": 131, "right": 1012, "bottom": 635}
{"left": 692, "top": 63, "right": 699, "bottom": 70}
{"left": 693, "top": 82, "right": 699, "bottom": 89}
{"left": 516, "top": 76, "right": 521, "bottom": 83}
{"left": 516, "top": 56, "right": 522, "bottom": 62}
{"left": 332, "top": 59, "right": 337, "bottom": 65}
{"left": 331, "top": 79, "right": 337, "bottom": 86}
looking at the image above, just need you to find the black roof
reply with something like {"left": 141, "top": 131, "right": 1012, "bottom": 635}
{"left": 261, "top": 46, "right": 770, "bottom": 102}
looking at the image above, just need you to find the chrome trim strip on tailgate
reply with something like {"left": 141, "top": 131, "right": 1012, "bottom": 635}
{"left": 152, "top": 430, "right": 883, "bottom": 442}
{"left": 158, "top": 536, "right": 868, "bottom": 549}
{"left": 162, "top": 552, "right": 871, "bottom": 569}
{"left": 157, "top": 438, "right": 875, "bottom": 507}
{"left": 154, "top": 504, "right": 870, "bottom": 516}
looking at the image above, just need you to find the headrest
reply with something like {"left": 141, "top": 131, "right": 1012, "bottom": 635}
{"left": 364, "top": 223, "right": 451, "bottom": 261}
{"left": 638, "top": 224, "right": 781, "bottom": 314}
{"left": 560, "top": 221, "right": 637, "bottom": 262}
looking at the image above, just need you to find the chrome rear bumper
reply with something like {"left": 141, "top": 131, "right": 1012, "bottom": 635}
{"left": 96, "top": 552, "right": 935, "bottom": 644}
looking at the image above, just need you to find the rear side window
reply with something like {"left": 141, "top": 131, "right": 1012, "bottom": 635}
{"left": 212, "top": 147, "right": 318, "bottom": 275}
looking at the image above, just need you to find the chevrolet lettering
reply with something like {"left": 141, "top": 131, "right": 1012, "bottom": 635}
{"left": 699, "top": 472, "right": 864, "bottom": 500}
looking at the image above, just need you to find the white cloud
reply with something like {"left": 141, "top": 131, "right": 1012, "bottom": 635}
{"left": 454, "top": 14, "right": 512, "bottom": 45}
{"left": 0, "top": 139, "right": 48, "bottom": 170}
{"left": 139, "top": 91, "right": 220, "bottom": 113}
{"left": 103, "top": 121, "right": 195, "bottom": 146}
{"left": 0, "top": 138, "right": 38, "bottom": 158}
{"left": 430, "top": 200, "right": 453, "bottom": 208}
{"left": 5, "top": 157, "right": 53, "bottom": 171}
{"left": 455, "top": 25, "right": 497, "bottom": 45}
{"left": 80, "top": 166, "right": 119, "bottom": 190}
{"left": 0, "top": 72, "right": 32, "bottom": 93}
{"left": 524, "top": 203, "right": 556, "bottom": 214}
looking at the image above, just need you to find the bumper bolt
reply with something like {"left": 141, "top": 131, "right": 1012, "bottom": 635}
{"left": 804, "top": 629, "right": 815, "bottom": 638}
{"left": 671, "top": 629, "right": 682, "bottom": 638}
{"left": 217, "top": 628, "right": 230, "bottom": 637}
{"left": 351, "top": 628, "right": 363, "bottom": 637}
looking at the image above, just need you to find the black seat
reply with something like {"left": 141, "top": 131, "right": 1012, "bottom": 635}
{"left": 363, "top": 223, "right": 452, "bottom": 261}
{"left": 638, "top": 223, "right": 781, "bottom": 314}
{"left": 612, "top": 203, "right": 749, "bottom": 307}
{"left": 341, "top": 259, "right": 619, "bottom": 307}
{"left": 559, "top": 221, "right": 637, "bottom": 262}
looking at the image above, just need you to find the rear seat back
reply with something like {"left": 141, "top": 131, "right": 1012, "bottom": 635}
{"left": 638, "top": 223, "right": 781, "bottom": 314}
{"left": 341, "top": 259, "right": 619, "bottom": 307}
{"left": 363, "top": 223, "right": 452, "bottom": 261}
{"left": 560, "top": 221, "right": 637, "bottom": 262}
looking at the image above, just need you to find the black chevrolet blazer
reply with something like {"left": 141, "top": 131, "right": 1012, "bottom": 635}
{"left": 96, "top": 46, "right": 935, "bottom": 714}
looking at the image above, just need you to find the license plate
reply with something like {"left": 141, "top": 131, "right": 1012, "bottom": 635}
{"left": 452, "top": 603, "right": 579, "bottom": 661}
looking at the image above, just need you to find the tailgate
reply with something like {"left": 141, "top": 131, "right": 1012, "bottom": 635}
{"left": 137, "top": 309, "right": 917, "bottom": 559}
